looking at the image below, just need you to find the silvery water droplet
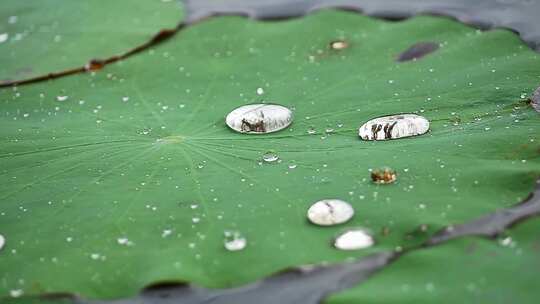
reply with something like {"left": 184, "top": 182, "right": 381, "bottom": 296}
{"left": 334, "top": 228, "right": 374, "bottom": 250}
{"left": 0, "top": 234, "right": 5, "bottom": 251}
{"left": 9, "top": 289, "right": 23, "bottom": 298}
{"left": 0, "top": 33, "right": 8, "bottom": 44}
{"left": 224, "top": 231, "right": 247, "bottom": 251}
{"left": 359, "top": 114, "right": 429, "bottom": 140}
{"left": 56, "top": 95, "right": 69, "bottom": 102}
{"left": 307, "top": 127, "right": 316, "bottom": 134}
{"left": 307, "top": 199, "right": 354, "bottom": 226}
{"left": 371, "top": 167, "right": 397, "bottom": 184}
{"left": 262, "top": 151, "right": 279, "bottom": 163}
{"left": 226, "top": 104, "right": 293, "bottom": 134}
{"left": 330, "top": 40, "right": 348, "bottom": 50}
{"left": 117, "top": 237, "right": 132, "bottom": 246}
{"left": 256, "top": 87, "right": 264, "bottom": 95}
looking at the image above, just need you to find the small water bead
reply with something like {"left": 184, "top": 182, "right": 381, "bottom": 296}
{"left": 0, "top": 234, "right": 5, "bottom": 251}
{"left": 56, "top": 95, "right": 69, "bottom": 102}
{"left": 0, "top": 33, "right": 8, "bottom": 44}
{"left": 359, "top": 114, "right": 429, "bottom": 140}
{"left": 226, "top": 104, "right": 293, "bottom": 134}
{"left": 256, "top": 87, "right": 264, "bottom": 95}
{"left": 330, "top": 40, "right": 348, "bottom": 50}
{"left": 224, "top": 231, "right": 247, "bottom": 251}
{"left": 262, "top": 151, "right": 279, "bottom": 163}
{"left": 10, "top": 289, "right": 23, "bottom": 298}
{"left": 117, "top": 237, "right": 132, "bottom": 246}
{"left": 371, "top": 167, "right": 397, "bottom": 184}
{"left": 307, "top": 127, "right": 316, "bottom": 134}
{"left": 307, "top": 199, "right": 354, "bottom": 226}
{"left": 288, "top": 163, "right": 297, "bottom": 169}
{"left": 334, "top": 228, "right": 374, "bottom": 250}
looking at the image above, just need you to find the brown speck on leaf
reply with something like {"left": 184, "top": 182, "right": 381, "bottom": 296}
{"left": 371, "top": 168, "right": 397, "bottom": 184}
{"left": 85, "top": 59, "right": 105, "bottom": 71}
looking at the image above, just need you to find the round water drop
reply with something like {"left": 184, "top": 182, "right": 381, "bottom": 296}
{"left": 334, "top": 228, "right": 374, "bottom": 250}
{"left": 224, "top": 231, "right": 247, "bottom": 251}
{"left": 307, "top": 127, "right": 316, "bottom": 135}
{"left": 307, "top": 199, "right": 354, "bottom": 226}
{"left": 256, "top": 87, "right": 264, "bottom": 95}
{"left": 0, "top": 234, "right": 5, "bottom": 251}
{"left": 262, "top": 151, "right": 279, "bottom": 163}
{"left": 226, "top": 104, "right": 293, "bottom": 134}
{"left": 359, "top": 114, "right": 429, "bottom": 140}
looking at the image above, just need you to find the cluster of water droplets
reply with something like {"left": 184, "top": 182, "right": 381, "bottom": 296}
{"left": 219, "top": 93, "right": 432, "bottom": 251}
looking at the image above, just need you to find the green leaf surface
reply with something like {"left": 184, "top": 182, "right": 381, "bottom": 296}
{"left": 0, "top": 0, "right": 183, "bottom": 83}
{"left": 326, "top": 218, "right": 540, "bottom": 304}
{"left": 0, "top": 9, "right": 539, "bottom": 299}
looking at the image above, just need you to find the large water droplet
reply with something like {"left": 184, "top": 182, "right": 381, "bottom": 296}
{"left": 0, "top": 234, "right": 5, "bottom": 251}
{"left": 371, "top": 167, "right": 397, "bottom": 184}
{"left": 224, "top": 231, "right": 247, "bottom": 251}
{"left": 334, "top": 228, "right": 374, "bottom": 250}
{"left": 359, "top": 114, "right": 429, "bottom": 140}
{"left": 307, "top": 199, "right": 354, "bottom": 226}
{"left": 226, "top": 104, "right": 293, "bottom": 134}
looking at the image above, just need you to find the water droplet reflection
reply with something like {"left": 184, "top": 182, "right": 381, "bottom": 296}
{"left": 226, "top": 104, "right": 293, "bottom": 134}
{"left": 359, "top": 114, "right": 429, "bottom": 140}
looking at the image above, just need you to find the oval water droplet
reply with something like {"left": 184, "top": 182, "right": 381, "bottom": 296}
{"left": 371, "top": 167, "right": 397, "bottom": 184}
{"left": 224, "top": 231, "right": 247, "bottom": 251}
{"left": 262, "top": 151, "right": 279, "bottom": 163}
{"left": 334, "top": 228, "right": 374, "bottom": 250}
{"left": 0, "top": 234, "right": 5, "bottom": 251}
{"left": 307, "top": 199, "right": 354, "bottom": 226}
{"left": 359, "top": 114, "right": 429, "bottom": 140}
{"left": 226, "top": 104, "right": 293, "bottom": 134}
{"left": 56, "top": 95, "right": 69, "bottom": 102}
{"left": 330, "top": 40, "right": 348, "bottom": 50}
